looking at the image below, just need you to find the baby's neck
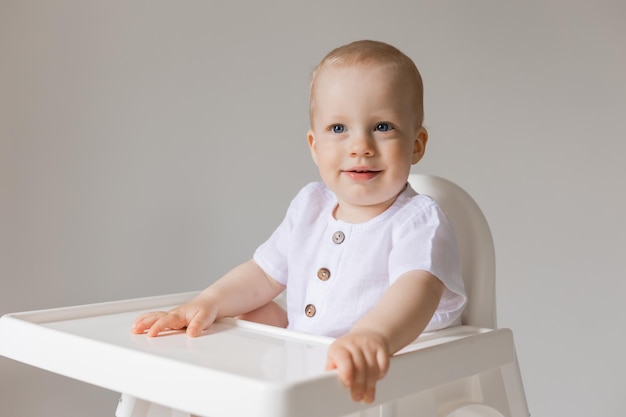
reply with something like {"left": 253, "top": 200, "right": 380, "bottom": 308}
{"left": 333, "top": 184, "right": 407, "bottom": 223}
{"left": 333, "top": 200, "right": 394, "bottom": 223}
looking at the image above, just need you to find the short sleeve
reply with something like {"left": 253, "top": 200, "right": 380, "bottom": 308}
{"left": 388, "top": 198, "right": 467, "bottom": 331}
{"left": 253, "top": 203, "right": 294, "bottom": 286}
{"left": 253, "top": 183, "right": 323, "bottom": 285}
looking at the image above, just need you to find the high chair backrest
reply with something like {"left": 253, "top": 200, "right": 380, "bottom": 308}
{"left": 408, "top": 174, "right": 496, "bottom": 329}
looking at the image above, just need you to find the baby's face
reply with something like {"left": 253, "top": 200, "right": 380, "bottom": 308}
{"left": 308, "top": 64, "right": 427, "bottom": 222}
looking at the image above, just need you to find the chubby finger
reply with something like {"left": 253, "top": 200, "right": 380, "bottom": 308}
{"left": 185, "top": 309, "right": 215, "bottom": 337}
{"left": 362, "top": 346, "right": 391, "bottom": 402}
{"left": 349, "top": 349, "right": 369, "bottom": 402}
{"left": 146, "top": 311, "right": 188, "bottom": 337}
{"left": 328, "top": 345, "right": 369, "bottom": 402}
{"left": 361, "top": 351, "right": 380, "bottom": 403}
{"left": 364, "top": 348, "right": 391, "bottom": 403}
{"left": 362, "top": 361, "right": 380, "bottom": 403}
{"left": 376, "top": 348, "right": 390, "bottom": 380}
{"left": 131, "top": 312, "right": 166, "bottom": 334}
{"left": 326, "top": 347, "right": 355, "bottom": 388}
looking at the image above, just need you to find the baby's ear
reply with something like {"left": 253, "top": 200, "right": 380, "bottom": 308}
{"left": 412, "top": 127, "right": 428, "bottom": 164}
{"left": 307, "top": 129, "right": 319, "bottom": 165}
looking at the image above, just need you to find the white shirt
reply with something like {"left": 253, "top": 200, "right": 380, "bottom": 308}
{"left": 254, "top": 182, "right": 466, "bottom": 338}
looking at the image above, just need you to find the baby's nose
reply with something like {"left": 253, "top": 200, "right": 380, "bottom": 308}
{"left": 349, "top": 132, "right": 375, "bottom": 156}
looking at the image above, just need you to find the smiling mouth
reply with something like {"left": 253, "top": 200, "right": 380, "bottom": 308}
{"left": 343, "top": 169, "right": 381, "bottom": 181}
{"left": 344, "top": 168, "right": 381, "bottom": 173}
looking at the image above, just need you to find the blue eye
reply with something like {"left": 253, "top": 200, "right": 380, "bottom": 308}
{"left": 375, "top": 123, "right": 392, "bottom": 132}
{"left": 331, "top": 124, "right": 345, "bottom": 134}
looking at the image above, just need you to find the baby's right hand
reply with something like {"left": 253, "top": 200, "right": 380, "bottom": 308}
{"left": 131, "top": 299, "right": 219, "bottom": 337}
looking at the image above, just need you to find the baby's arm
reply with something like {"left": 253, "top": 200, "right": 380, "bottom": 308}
{"left": 132, "top": 259, "right": 285, "bottom": 337}
{"left": 326, "top": 270, "right": 444, "bottom": 403}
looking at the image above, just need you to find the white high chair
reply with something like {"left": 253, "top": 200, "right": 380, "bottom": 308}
{"left": 0, "top": 174, "right": 529, "bottom": 417}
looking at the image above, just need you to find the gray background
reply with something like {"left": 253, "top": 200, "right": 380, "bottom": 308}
{"left": 1, "top": 1, "right": 624, "bottom": 416}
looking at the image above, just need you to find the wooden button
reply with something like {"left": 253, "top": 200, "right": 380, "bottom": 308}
{"left": 317, "top": 268, "right": 331, "bottom": 281}
{"left": 305, "top": 304, "right": 316, "bottom": 317}
{"left": 332, "top": 231, "right": 345, "bottom": 244}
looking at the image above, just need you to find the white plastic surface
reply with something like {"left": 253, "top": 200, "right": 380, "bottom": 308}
{"left": 0, "top": 292, "right": 514, "bottom": 417}
{"left": 444, "top": 404, "right": 506, "bottom": 417}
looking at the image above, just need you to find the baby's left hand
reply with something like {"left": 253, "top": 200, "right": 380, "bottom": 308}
{"left": 326, "top": 330, "right": 391, "bottom": 403}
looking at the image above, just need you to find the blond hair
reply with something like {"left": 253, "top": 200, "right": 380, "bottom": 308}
{"left": 310, "top": 40, "right": 425, "bottom": 126}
